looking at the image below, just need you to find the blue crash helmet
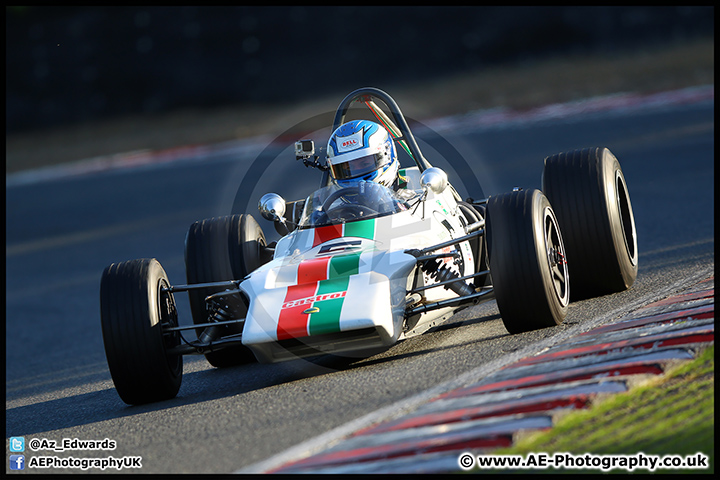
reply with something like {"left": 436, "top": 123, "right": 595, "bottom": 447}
{"left": 326, "top": 120, "right": 398, "bottom": 188}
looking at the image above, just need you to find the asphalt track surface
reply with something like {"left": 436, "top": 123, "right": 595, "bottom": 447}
{"left": 5, "top": 95, "right": 714, "bottom": 474}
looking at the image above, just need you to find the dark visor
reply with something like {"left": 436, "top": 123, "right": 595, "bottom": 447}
{"left": 330, "top": 153, "right": 388, "bottom": 180}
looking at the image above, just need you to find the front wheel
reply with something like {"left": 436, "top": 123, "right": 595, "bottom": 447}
{"left": 486, "top": 189, "right": 569, "bottom": 334}
{"left": 100, "top": 258, "right": 182, "bottom": 405}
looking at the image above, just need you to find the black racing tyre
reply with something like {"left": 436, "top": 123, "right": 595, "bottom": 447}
{"left": 542, "top": 147, "right": 638, "bottom": 300}
{"left": 486, "top": 189, "right": 569, "bottom": 334}
{"left": 100, "top": 258, "right": 182, "bottom": 405}
{"left": 185, "top": 214, "right": 269, "bottom": 367}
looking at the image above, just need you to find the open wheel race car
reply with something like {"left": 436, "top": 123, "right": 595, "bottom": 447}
{"left": 100, "top": 87, "right": 638, "bottom": 405}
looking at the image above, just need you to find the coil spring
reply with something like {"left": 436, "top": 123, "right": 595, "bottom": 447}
{"left": 424, "top": 259, "right": 475, "bottom": 296}
{"left": 208, "top": 301, "right": 234, "bottom": 323}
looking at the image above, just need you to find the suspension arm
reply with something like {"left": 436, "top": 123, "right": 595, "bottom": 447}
{"left": 166, "top": 336, "right": 247, "bottom": 356}
{"left": 406, "top": 288, "right": 495, "bottom": 316}
{"left": 162, "top": 280, "right": 241, "bottom": 293}
{"left": 162, "top": 317, "right": 244, "bottom": 333}
{"left": 405, "top": 228, "right": 485, "bottom": 258}
{"left": 409, "top": 270, "right": 490, "bottom": 294}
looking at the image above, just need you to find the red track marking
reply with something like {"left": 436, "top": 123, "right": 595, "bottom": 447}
{"left": 639, "top": 289, "right": 714, "bottom": 308}
{"left": 582, "top": 305, "right": 713, "bottom": 335}
{"left": 513, "top": 325, "right": 714, "bottom": 366}
{"left": 270, "top": 434, "right": 513, "bottom": 472}
{"left": 358, "top": 396, "right": 590, "bottom": 435}
{"left": 440, "top": 362, "right": 666, "bottom": 399}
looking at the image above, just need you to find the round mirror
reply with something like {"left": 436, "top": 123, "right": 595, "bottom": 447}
{"left": 420, "top": 167, "right": 448, "bottom": 194}
{"left": 258, "top": 193, "right": 286, "bottom": 222}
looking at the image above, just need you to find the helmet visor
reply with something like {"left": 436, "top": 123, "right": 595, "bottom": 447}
{"left": 330, "top": 153, "right": 388, "bottom": 180}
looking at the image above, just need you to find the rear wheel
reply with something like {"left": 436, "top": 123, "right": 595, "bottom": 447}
{"left": 100, "top": 258, "right": 182, "bottom": 405}
{"left": 486, "top": 189, "right": 569, "bottom": 334}
{"left": 542, "top": 147, "right": 638, "bottom": 300}
{"left": 185, "top": 214, "right": 269, "bottom": 367}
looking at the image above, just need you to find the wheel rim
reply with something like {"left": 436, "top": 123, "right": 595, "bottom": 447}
{"left": 158, "top": 278, "right": 182, "bottom": 376}
{"left": 544, "top": 207, "right": 569, "bottom": 306}
{"left": 615, "top": 171, "right": 638, "bottom": 266}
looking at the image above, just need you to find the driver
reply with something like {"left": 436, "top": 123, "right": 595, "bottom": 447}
{"left": 308, "top": 120, "right": 404, "bottom": 225}
{"left": 326, "top": 120, "right": 400, "bottom": 189}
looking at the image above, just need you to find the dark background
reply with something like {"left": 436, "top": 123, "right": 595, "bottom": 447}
{"left": 5, "top": 6, "right": 713, "bottom": 134}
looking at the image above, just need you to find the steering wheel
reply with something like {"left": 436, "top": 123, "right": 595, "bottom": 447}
{"left": 325, "top": 203, "right": 374, "bottom": 221}
{"left": 320, "top": 186, "right": 381, "bottom": 217}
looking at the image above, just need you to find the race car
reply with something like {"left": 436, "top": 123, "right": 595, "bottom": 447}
{"left": 100, "top": 87, "right": 638, "bottom": 405}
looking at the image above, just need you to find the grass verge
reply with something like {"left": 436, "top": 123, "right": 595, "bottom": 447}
{"left": 485, "top": 345, "right": 714, "bottom": 474}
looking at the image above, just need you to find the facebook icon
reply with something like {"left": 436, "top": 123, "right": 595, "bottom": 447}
{"left": 9, "top": 455, "right": 25, "bottom": 470}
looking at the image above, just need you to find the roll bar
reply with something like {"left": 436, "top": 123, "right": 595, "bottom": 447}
{"left": 321, "top": 87, "right": 433, "bottom": 187}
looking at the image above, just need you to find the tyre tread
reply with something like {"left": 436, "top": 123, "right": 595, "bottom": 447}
{"left": 543, "top": 147, "right": 637, "bottom": 298}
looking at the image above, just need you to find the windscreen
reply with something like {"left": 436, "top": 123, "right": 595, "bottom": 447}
{"left": 298, "top": 182, "right": 414, "bottom": 228}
